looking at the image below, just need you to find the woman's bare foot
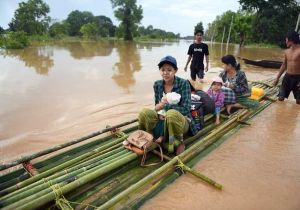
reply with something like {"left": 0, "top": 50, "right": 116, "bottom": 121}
{"left": 155, "top": 136, "right": 164, "bottom": 144}
{"left": 226, "top": 105, "right": 232, "bottom": 114}
{"left": 176, "top": 143, "right": 185, "bottom": 155}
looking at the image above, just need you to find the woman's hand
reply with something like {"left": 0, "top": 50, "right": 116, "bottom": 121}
{"left": 155, "top": 96, "right": 167, "bottom": 111}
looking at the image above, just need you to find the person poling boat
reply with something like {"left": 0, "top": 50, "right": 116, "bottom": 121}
{"left": 138, "top": 55, "right": 201, "bottom": 155}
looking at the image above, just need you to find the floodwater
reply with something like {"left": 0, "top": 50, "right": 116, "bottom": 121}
{"left": 1, "top": 40, "right": 299, "bottom": 209}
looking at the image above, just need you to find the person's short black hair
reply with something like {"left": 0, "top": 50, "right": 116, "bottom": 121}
{"left": 286, "top": 31, "right": 300, "bottom": 44}
{"left": 194, "top": 30, "right": 204, "bottom": 36}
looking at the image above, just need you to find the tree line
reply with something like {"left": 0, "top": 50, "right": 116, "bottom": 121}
{"left": 0, "top": 0, "right": 179, "bottom": 49}
{"left": 204, "top": 0, "right": 299, "bottom": 47}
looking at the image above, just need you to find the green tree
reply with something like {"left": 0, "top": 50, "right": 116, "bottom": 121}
{"left": 239, "top": 0, "right": 300, "bottom": 45}
{"left": 0, "top": 31, "right": 29, "bottom": 49}
{"left": 66, "top": 10, "right": 94, "bottom": 36}
{"left": 205, "top": 10, "right": 255, "bottom": 44}
{"left": 80, "top": 22, "right": 99, "bottom": 39}
{"left": 111, "top": 0, "right": 143, "bottom": 41}
{"left": 49, "top": 22, "right": 70, "bottom": 37}
{"left": 194, "top": 21, "right": 204, "bottom": 33}
{"left": 9, "top": 0, "right": 50, "bottom": 35}
{"left": 0, "top": 26, "right": 4, "bottom": 34}
{"left": 94, "top": 15, "right": 116, "bottom": 37}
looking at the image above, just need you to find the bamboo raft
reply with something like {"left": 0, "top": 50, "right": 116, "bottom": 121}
{"left": 0, "top": 78, "right": 279, "bottom": 210}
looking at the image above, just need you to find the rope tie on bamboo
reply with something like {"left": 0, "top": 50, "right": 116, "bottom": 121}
{"left": 175, "top": 157, "right": 186, "bottom": 174}
{"left": 107, "top": 125, "right": 126, "bottom": 138}
{"left": 43, "top": 179, "right": 99, "bottom": 209}
{"left": 175, "top": 157, "right": 223, "bottom": 190}
{"left": 43, "top": 178, "right": 73, "bottom": 210}
{"left": 50, "top": 184, "right": 74, "bottom": 210}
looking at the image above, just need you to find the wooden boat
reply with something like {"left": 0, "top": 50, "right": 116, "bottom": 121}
{"left": 239, "top": 57, "right": 282, "bottom": 69}
{"left": 0, "top": 79, "right": 279, "bottom": 210}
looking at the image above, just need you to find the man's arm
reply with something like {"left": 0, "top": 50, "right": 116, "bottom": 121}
{"left": 273, "top": 54, "right": 287, "bottom": 86}
{"left": 205, "top": 54, "right": 209, "bottom": 72}
{"left": 184, "top": 55, "right": 192, "bottom": 72}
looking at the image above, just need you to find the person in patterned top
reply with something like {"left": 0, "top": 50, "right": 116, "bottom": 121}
{"left": 219, "top": 54, "right": 258, "bottom": 114}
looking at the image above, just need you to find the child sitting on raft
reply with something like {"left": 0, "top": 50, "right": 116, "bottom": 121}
{"left": 207, "top": 77, "right": 225, "bottom": 124}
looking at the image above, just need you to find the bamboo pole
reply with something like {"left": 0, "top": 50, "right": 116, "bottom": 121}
{"left": 0, "top": 135, "right": 128, "bottom": 197}
{"left": 0, "top": 119, "right": 138, "bottom": 171}
{"left": 221, "top": 26, "right": 226, "bottom": 44}
{"left": 1, "top": 147, "right": 126, "bottom": 200}
{"left": 179, "top": 159, "right": 222, "bottom": 190}
{"left": 69, "top": 159, "right": 142, "bottom": 208}
{"left": 0, "top": 150, "right": 130, "bottom": 206}
{"left": 295, "top": 13, "right": 300, "bottom": 32}
{"left": 2, "top": 151, "right": 133, "bottom": 209}
{"left": 3, "top": 153, "right": 138, "bottom": 210}
{"left": 34, "top": 125, "right": 137, "bottom": 173}
{"left": 210, "top": 25, "right": 216, "bottom": 45}
{"left": 226, "top": 15, "right": 234, "bottom": 50}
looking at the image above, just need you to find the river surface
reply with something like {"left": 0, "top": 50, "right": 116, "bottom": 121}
{"left": 1, "top": 40, "right": 299, "bottom": 209}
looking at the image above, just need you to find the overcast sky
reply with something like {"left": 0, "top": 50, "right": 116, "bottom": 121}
{"left": 0, "top": 0, "right": 240, "bottom": 36}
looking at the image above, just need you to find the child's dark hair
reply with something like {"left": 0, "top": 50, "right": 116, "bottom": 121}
{"left": 221, "top": 54, "right": 240, "bottom": 70}
{"left": 194, "top": 30, "right": 204, "bottom": 36}
{"left": 286, "top": 31, "right": 300, "bottom": 44}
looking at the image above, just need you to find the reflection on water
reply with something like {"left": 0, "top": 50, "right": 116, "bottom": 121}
{"left": 1, "top": 46, "right": 54, "bottom": 75}
{"left": 112, "top": 42, "right": 142, "bottom": 91}
{"left": 59, "top": 40, "right": 114, "bottom": 59}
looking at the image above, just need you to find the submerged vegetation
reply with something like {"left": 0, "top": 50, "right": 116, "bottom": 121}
{"left": 0, "top": 0, "right": 299, "bottom": 49}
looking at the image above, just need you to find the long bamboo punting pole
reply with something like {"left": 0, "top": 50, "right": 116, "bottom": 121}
{"left": 0, "top": 119, "right": 138, "bottom": 171}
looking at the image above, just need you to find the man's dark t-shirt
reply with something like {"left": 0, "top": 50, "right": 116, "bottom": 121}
{"left": 187, "top": 43, "right": 209, "bottom": 70}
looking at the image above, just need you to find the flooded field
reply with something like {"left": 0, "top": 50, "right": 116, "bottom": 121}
{"left": 1, "top": 40, "right": 299, "bottom": 209}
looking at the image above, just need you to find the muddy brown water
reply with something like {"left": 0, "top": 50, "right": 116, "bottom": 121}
{"left": 1, "top": 40, "right": 299, "bottom": 209}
